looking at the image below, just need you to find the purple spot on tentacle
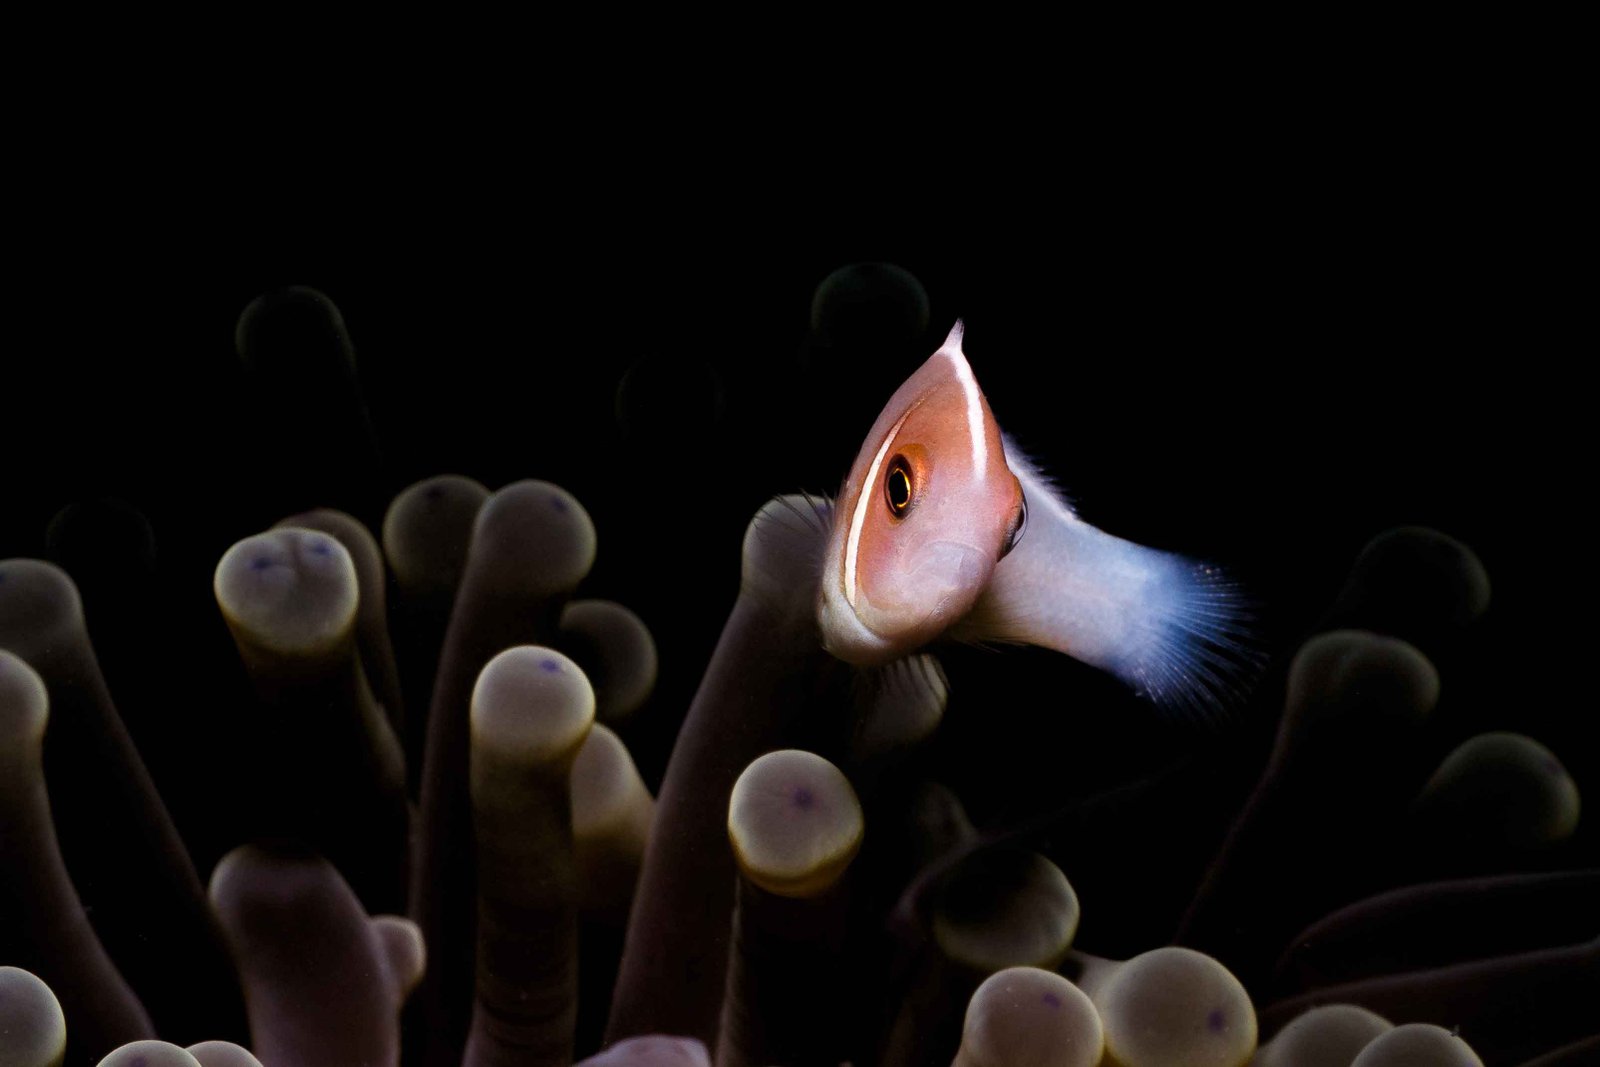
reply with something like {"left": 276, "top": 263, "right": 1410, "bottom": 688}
{"left": 251, "top": 556, "right": 275, "bottom": 571}
{"left": 792, "top": 786, "right": 815, "bottom": 810}
{"left": 550, "top": 495, "right": 569, "bottom": 513}
{"left": 132, "top": 1058, "right": 150, "bottom": 1067}
{"left": 1542, "top": 755, "right": 1563, "bottom": 775}
{"left": 541, "top": 658, "right": 562, "bottom": 673}
{"left": 1207, "top": 1007, "right": 1227, "bottom": 1032}
{"left": 426, "top": 485, "right": 446, "bottom": 500}
{"left": 309, "top": 539, "right": 333, "bottom": 556}
{"left": 1041, "top": 991, "right": 1063, "bottom": 1009}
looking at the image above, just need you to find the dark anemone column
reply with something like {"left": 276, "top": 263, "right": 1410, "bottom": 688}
{"left": 464, "top": 646, "right": 594, "bottom": 1066}
{"left": 409, "top": 480, "right": 596, "bottom": 1066}
{"left": 717, "top": 749, "right": 864, "bottom": 1067}
{"left": 1178, "top": 630, "right": 1441, "bottom": 988}
{"left": 208, "top": 844, "right": 424, "bottom": 1067}
{"left": 0, "top": 560, "right": 243, "bottom": 1048}
{"left": 570, "top": 722, "right": 656, "bottom": 1054}
{"left": 606, "top": 495, "right": 849, "bottom": 1046}
{"left": 0, "top": 652, "right": 151, "bottom": 1064}
{"left": 1272, "top": 870, "right": 1599, "bottom": 994}
{"left": 380, "top": 473, "right": 491, "bottom": 797}
{"left": 214, "top": 528, "right": 409, "bottom": 914}
{"left": 232, "top": 287, "right": 384, "bottom": 519}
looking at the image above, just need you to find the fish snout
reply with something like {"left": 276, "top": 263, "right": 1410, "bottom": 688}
{"left": 909, "top": 540, "right": 992, "bottom": 625}
{"left": 912, "top": 540, "right": 989, "bottom": 594}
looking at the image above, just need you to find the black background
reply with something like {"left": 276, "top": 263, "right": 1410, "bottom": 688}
{"left": 2, "top": 87, "right": 1586, "bottom": 970}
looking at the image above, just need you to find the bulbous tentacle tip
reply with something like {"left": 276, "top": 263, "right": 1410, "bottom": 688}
{"left": 0, "top": 966, "right": 67, "bottom": 1067}
{"left": 97, "top": 1041, "right": 204, "bottom": 1067}
{"left": 186, "top": 1040, "right": 266, "bottom": 1067}
{"left": 371, "top": 914, "right": 427, "bottom": 998}
{"left": 577, "top": 1035, "right": 710, "bottom": 1066}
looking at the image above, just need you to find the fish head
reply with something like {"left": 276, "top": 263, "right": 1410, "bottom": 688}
{"left": 818, "top": 322, "right": 1024, "bottom": 665}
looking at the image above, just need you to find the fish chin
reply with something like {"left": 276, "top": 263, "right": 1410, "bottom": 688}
{"left": 817, "top": 584, "right": 899, "bottom": 666}
{"left": 819, "top": 541, "right": 992, "bottom": 666}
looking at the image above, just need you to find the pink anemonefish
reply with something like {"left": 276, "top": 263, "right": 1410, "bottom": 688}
{"left": 818, "top": 321, "right": 1252, "bottom": 716}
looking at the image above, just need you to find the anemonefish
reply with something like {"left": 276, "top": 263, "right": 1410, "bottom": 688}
{"left": 818, "top": 321, "right": 1251, "bottom": 715}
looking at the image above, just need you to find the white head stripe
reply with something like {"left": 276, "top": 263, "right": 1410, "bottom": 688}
{"left": 844, "top": 408, "right": 912, "bottom": 608}
{"left": 944, "top": 349, "right": 987, "bottom": 475}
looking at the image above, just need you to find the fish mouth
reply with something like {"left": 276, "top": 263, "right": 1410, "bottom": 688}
{"left": 909, "top": 540, "right": 989, "bottom": 617}
{"left": 818, "top": 541, "right": 989, "bottom": 667}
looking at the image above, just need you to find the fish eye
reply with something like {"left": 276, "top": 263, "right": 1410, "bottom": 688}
{"left": 884, "top": 456, "right": 913, "bottom": 517}
{"left": 1000, "top": 493, "right": 1027, "bottom": 559}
